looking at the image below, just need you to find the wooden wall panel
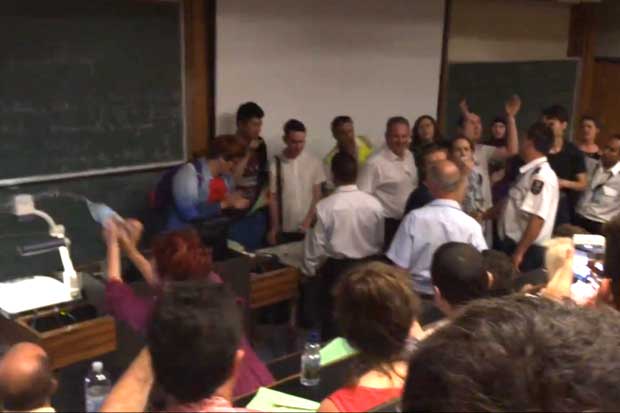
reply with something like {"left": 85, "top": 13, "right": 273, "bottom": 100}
{"left": 591, "top": 60, "right": 620, "bottom": 141}
{"left": 183, "top": 0, "right": 214, "bottom": 158}
{"left": 567, "top": 3, "right": 598, "bottom": 136}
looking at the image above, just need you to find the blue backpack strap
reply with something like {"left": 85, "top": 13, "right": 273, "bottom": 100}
{"left": 192, "top": 158, "right": 204, "bottom": 186}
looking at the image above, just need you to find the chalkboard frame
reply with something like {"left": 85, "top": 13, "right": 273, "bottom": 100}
{"left": 442, "top": 58, "right": 582, "bottom": 141}
{"left": 0, "top": 0, "right": 188, "bottom": 188}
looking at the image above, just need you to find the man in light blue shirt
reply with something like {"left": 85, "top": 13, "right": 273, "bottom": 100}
{"left": 387, "top": 159, "right": 488, "bottom": 297}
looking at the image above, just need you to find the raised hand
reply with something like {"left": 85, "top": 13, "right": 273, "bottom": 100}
{"left": 458, "top": 97, "right": 470, "bottom": 116}
{"left": 505, "top": 94, "right": 522, "bottom": 118}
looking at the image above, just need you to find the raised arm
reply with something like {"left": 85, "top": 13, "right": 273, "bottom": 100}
{"left": 504, "top": 95, "right": 520, "bottom": 156}
{"left": 494, "top": 95, "right": 521, "bottom": 159}
{"left": 100, "top": 348, "right": 154, "bottom": 413}
{"left": 117, "top": 219, "right": 158, "bottom": 288}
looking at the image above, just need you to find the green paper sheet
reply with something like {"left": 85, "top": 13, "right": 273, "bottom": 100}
{"left": 246, "top": 387, "right": 320, "bottom": 412}
{"left": 320, "top": 337, "right": 357, "bottom": 366}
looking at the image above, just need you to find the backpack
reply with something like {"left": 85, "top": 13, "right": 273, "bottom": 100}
{"left": 149, "top": 159, "right": 204, "bottom": 210}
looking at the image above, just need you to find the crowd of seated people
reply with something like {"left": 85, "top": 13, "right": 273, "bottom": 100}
{"left": 4, "top": 94, "right": 620, "bottom": 413}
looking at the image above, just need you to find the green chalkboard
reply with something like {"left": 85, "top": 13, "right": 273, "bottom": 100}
{"left": 0, "top": 0, "right": 185, "bottom": 186}
{"left": 444, "top": 60, "right": 580, "bottom": 139}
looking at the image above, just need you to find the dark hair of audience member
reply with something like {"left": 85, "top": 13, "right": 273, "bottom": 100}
{"left": 451, "top": 135, "right": 475, "bottom": 152}
{"left": 412, "top": 115, "right": 441, "bottom": 147}
{"left": 0, "top": 351, "right": 55, "bottom": 411}
{"left": 147, "top": 282, "right": 242, "bottom": 404}
{"left": 331, "top": 115, "right": 353, "bottom": 131}
{"left": 403, "top": 295, "right": 620, "bottom": 412}
{"left": 481, "top": 250, "right": 514, "bottom": 297}
{"left": 283, "top": 118, "right": 306, "bottom": 136}
{"left": 205, "top": 134, "right": 247, "bottom": 161}
{"left": 542, "top": 104, "right": 569, "bottom": 123}
{"left": 491, "top": 115, "right": 507, "bottom": 127}
{"left": 386, "top": 116, "right": 410, "bottom": 132}
{"left": 151, "top": 228, "right": 213, "bottom": 283}
{"left": 431, "top": 242, "right": 489, "bottom": 306}
{"left": 236, "top": 101, "right": 264, "bottom": 125}
{"left": 419, "top": 144, "right": 446, "bottom": 169}
{"left": 581, "top": 114, "right": 600, "bottom": 128}
{"left": 331, "top": 151, "right": 358, "bottom": 185}
{"left": 526, "top": 122, "right": 554, "bottom": 155}
{"left": 334, "top": 262, "right": 420, "bottom": 378}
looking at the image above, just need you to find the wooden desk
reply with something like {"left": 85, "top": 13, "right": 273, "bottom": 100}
{"left": 250, "top": 266, "right": 301, "bottom": 310}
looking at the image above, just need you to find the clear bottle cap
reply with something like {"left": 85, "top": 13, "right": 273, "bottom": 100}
{"left": 92, "top": 361, "right": 103, "bottom": 373}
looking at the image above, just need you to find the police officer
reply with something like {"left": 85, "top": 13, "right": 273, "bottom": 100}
{"left": 575, "top": 134, "right": 620, "bottom": 235}
{"left": 499, "top": 122, "right": 559, "bottom": 271}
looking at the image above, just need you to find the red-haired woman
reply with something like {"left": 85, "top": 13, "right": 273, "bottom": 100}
{"left": 103, "top": 219, "right": 274, "bottom": 396}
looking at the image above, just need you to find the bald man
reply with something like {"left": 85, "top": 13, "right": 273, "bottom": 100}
{"left": 0, "top": 343, "right": 57, "bottom": 413}
{"left": 388, "top": 159, "right": 487, "bottom": 301}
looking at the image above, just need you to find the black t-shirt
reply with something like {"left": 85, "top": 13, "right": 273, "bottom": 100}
{"left": 548, "top": 141, "right": 586, "bottom": 190}
{"left": 404, "top": 183, "right": 433, "bottom": 215}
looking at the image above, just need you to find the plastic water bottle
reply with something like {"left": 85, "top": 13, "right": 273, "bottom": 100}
{"left": 84, "top": 361, "right": 112, "bottom": 412}
{"left": 300, "top": 330, "right": 321, "bottom": 386}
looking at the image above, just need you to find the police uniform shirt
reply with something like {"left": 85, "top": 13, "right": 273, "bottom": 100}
{"left": 576, "top": 160, "right": 620, "bottom": 224}
{"left": 387, "top": 199, "right": 488, "bottom": 296}
{"left": 500, "top": 157, "right": 559, "bottom": 246}
{"left": 303, "top": 185, "right": 385, "bottom": 276}
{"left": 357, "top": 147, "right": 418, "bottom": 219}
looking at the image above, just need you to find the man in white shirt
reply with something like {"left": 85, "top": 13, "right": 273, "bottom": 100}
{"left": 304, "top": 151, "right": 385, "bottom": 338}
{"left": 457, "top": 97, "right": 521, "bottom": 241}
{"left": 358, "top": 116, "right": 418, "bottom": 247}
{"left": 576, "top": 134, "right": 620, "bottom": 235}
{"left": 499, "top": 122, "right": 559, "bottom": 271}
{"left": 268, "top": 119, "right": 325, "bottom": 245}
{"left": 388, "top": 159, "right": 488, "bottom": 299}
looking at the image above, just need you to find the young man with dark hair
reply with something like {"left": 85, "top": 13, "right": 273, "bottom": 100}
{"left": 303, "top": 151, "right": 385, "bottom": 339}
{"left": 323, "top": 116, "right": 374, "bottom": 183}
{"left": 403, "top": 295, "right": 620, "bottom": 412}
{"left": 403, "top": 144, "right": 447, "bottom": 214}
{"left": 481, "top": 249, "right": 515, "bottom": 296}
{"left": 499, "top": 122, "right": 559, "bottom": 271}
{"left": 542, "top": 104, "right": 587, "bottom": 226}
{"left": 431, "top": 242, "right": 492, "bottom": 318}
{"left": 575, "top": 134, "right": 620, "bottom": 235}
{"left": 0, "top": 343, "right": 57, "bottom": 413}
{"left": 232, "top": 101, "right": 269, "bottom": 249}
{"left": 268, "top": 119, "right": 325, "bottom": 245}
{"left": 101, "top": 283, "right": 250, "bottom": 412}
{"left": 358, "top": 116, "right": 418, "bottom": 247}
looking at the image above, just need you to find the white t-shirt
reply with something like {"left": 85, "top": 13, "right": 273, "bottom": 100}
{"left": 357, "top": 147, "right": 418, "bottom": 219}
{"left": 269, "top": 151, "right": 325, "bottom": 232}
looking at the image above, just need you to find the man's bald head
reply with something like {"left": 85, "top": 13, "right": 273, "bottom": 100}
{"left": 0, "top": 343, "right": 56, "bottom": 411}
{"left": 427, "top": 159, "right": 466, "bottom": 202}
